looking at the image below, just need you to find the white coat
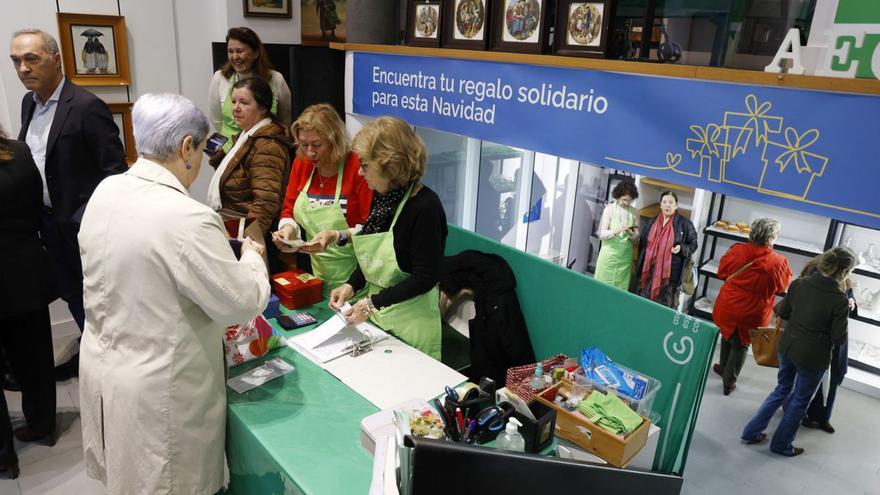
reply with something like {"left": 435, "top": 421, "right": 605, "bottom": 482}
{"left": 78, "top": 158, "right": 270, "bottom": 495}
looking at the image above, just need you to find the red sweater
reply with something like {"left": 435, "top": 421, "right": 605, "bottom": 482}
{"left": 279, "top": 151, "right": 372, "bottom": 228}
{"left": 712, "top": 243, "right": 792, "bottom": 344}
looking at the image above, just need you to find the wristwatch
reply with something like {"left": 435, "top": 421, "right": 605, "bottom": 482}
{"left": 336, "top": 229, "right": 349, "bottom": 246}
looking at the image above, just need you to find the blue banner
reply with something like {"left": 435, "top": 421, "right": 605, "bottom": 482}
{"left": 353, "top": 52, "right": 880, "bottom": 229}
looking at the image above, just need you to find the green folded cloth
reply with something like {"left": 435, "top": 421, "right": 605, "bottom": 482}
{"left": 576, "top": 391, "right": 643, "bottom": 436}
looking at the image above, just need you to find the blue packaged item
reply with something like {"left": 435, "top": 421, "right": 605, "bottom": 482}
{"left": 263, "top": 294, "right": 281, "bottom": 320}
{"left": 580, "top": 347, "right": 649, "bottom": 401}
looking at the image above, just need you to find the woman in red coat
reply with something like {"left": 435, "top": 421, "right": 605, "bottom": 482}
{"left": 712, "top": 218, "right": 792, "bottom": 395}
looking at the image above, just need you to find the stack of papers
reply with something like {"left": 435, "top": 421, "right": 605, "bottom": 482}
{"left": 289, "top": 310, "right": 388, "bottom": 364}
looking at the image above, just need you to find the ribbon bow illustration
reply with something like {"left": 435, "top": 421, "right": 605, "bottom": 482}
{"left": 688, "top": 124, "right": 723, "bottom": 158}
{"left": 775, "top": 127, "right": 821, "bottom": 174}
{"left": 731, "top": 94, "right": 774, "bottom": 154}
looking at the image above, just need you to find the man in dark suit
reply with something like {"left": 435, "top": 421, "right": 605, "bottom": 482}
{"left": 10, "top": 29, "right": 126, "bottom": 381}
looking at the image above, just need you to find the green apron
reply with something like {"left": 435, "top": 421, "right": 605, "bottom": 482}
{"left": 220, "top": 74, "right": 279, "bottom": 153}
{"left": 351, "top": 184, "right": 442, "bottom": 360}
{"left": 595, "top": 203, "right": 635, "bottom": 291}
{"left": 293, "top": 162, "right": 358, "bottom": 295}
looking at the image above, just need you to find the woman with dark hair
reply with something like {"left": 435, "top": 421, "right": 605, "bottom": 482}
{"left": 0, "top": 129, "right": 56, "bottom": 479}
{"left": 208, "top": 27, "right": 292, "bottom": 152}
{"left": 635, "top": 190, "right": 698, "bottom": 308}
{"left": 208, "top": 77, "right": 291, "bottom": 265}
{"left": 712, "top": 218, "right": 792, "bottom": 395}
{"left": 595, "top": 180, "right": 639, "bottom": 290}
{"left": 741, "top": 247, "right": 856, "bottom": 457}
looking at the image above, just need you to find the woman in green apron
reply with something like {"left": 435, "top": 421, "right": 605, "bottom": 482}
{"left": 306, "top": 117, "right": 447, "bottom": 360}
{"left": 273, "top": 104, "right": 372, "bottom": 294}
{"left": 208, "top": 27, "right": 292, "bottom": 153}
{"left": 594, "top": 181, "right": 640, "bottom": 290}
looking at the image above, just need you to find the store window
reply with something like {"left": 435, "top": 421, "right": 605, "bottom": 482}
{"left": 607, "top": 0, "right": 816, "bottom": 69}
{"left": 524, "top": 155, "right": 580, "bottom": 266}
{"left": 417, "top": 127, "right": 475, "bottom": 228}
{"left": 474, "top": 141, "right": 529, "bottom": 248}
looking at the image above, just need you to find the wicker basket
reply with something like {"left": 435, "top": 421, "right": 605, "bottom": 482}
{"left": 505, "top": 354, "right": 568, "bottom": 403}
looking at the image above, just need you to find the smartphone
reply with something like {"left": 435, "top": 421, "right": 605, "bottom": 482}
{"left": 204, "top": 132, "right": 229, "bottom": 156}
{"left": 277, "top": 313, "right": 317, "bottom": 330}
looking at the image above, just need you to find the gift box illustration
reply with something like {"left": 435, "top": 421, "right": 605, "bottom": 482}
{"left": 758, "top": 127, "right": 829, "bottom": 200}
{"left": 717, "top": 95, "right": 784, "bottom": 188}
{"left": 683, "top": 123, "right": 730, "bottom": 182}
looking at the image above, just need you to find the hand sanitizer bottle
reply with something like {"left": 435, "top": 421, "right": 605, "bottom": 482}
{"left": 530, "top": 363, "right": 545, "bottom": 390}
{"left": 496, "top": 418, "right": 525, "bottom": 452}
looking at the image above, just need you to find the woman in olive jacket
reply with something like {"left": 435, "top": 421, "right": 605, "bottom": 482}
{"left": 741, "top": 246, "right": 856, "bottom": 457}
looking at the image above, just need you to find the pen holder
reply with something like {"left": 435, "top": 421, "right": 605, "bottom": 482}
{"left": 446, "top": 391, "right": 495, "bottom": 424}
{"left": 513, "top": 401, "right": 557, "bottom": 454}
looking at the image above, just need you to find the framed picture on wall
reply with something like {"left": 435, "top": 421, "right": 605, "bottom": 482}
{"left": 442, "top": 0, "right": 491, "bottom": 50}
{"left": 56, "top": 13, "right": 131, "bottom": 86}
{"left": 301, "top": 0, "right": 347, "bottom": 44}
{"left": 406, "top": 1, "right": 443, "bottom": 47}
{"left": 108, "top": 103, "right": 136, "bottom": 166}
{"left": 490, "top": 0, "right": 550, "bottom": 54}
{"left": 554, "top": 0, "right": 612, "bottom": 57}
{"left": 243, "top": 0, "right": 292, "bottom": 18}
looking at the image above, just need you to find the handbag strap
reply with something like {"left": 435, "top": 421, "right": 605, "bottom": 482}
{"left": 725, "top": 259, "right": 756, "bottom": 281}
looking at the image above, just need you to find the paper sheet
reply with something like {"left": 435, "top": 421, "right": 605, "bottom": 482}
{"left": 288, "top": 310, "right": 388, "bottom": 364}
{"left": 325, "top": 338, "right": 466, "bottom": 409}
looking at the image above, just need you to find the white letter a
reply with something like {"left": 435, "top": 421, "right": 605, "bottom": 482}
{"left": 765, "top": 28, "right": 805, "bottom": 75}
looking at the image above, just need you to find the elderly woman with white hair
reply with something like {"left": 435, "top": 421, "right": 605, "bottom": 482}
{"left": 712, "top": 218, "right": 792, "bottom": 395}
{"left": 77, "top": 93, "right": 270, "bottom": 495}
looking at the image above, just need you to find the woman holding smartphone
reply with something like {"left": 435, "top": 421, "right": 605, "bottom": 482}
{"left": 594, "top": 180, "right": 640, "bottom": 290}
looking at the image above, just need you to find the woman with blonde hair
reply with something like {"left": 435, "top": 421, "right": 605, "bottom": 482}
{"left": 741, "top": 246, "right": 856, "bottom": 457}
{"left": 272, "top": 103, "right": 372, "bottom": 292}
{"left": 305, "top": 117, "right": 447, "bottom": 359}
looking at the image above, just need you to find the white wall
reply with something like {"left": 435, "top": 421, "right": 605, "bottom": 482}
{"left": 2, "top": 0, "right": 303, "bottom": 329}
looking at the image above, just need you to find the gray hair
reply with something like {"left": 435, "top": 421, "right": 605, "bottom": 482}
{"left": 12, "top": 29, "right": 60, "bottom": 56}
{"left": 133, "top": 93, "right": 209, "bottom": 162}
{"left": 749, "top": 218, "right": 781, "bottom": 246}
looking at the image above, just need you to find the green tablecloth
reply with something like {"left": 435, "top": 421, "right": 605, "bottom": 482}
{"left": 226, "top": 303, "right": 379, "bottom": 495}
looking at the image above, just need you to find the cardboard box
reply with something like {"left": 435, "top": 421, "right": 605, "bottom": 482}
{"left": 535, "top": 380, "right": 650, "bottom": 468}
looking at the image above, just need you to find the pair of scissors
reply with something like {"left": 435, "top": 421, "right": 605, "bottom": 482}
{"left": 445, "top": 385, "right": 459, "bottom": 403}
{"left": 476, "top": 402, "right": 515, "bottom": 433}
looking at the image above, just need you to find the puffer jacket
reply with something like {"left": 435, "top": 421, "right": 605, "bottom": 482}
{"left": 209, "top": 121, "right": 292, "bottom": 234}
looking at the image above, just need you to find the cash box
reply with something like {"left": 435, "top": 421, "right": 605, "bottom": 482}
{"left": 271, "top": 270, "right": 322, "bottom": 309}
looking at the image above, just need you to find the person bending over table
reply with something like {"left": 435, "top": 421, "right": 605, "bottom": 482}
{"left": 272, "top": 103, "right": 372, "bottom": 293}
{"left": 303, "top": 116, "right": 447, "bottom": 360}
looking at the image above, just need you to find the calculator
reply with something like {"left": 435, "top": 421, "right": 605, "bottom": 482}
{"left": 277, "top": 312, "right": 317, "bottom": 329}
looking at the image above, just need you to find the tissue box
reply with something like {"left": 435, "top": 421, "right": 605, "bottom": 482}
{"left": 271, "top": 269, "right": 322, "bottom": 309}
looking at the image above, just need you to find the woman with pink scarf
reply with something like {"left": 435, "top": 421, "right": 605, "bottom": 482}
{"left": 635, "top": 191, "right": 698, "bottom": 308}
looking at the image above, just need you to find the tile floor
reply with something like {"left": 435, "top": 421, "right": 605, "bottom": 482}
{"left": 1, "top": 328, "right": 879, "bottom": 494}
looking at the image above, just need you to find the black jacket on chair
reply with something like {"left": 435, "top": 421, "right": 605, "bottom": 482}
{"left": 0, "top": 140, "right": 55, "bottom": 318}
{"left": 18, "top": 79, "right": 126, "bottom": 236}
{"left": 440, "top": 250, "right": 536, "bottom": 385}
